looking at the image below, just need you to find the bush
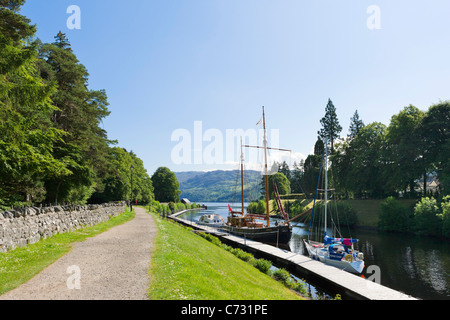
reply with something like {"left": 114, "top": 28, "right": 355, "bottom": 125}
{"left": 231, "top": 248, "right": 255, "bottom": 263}
{"left": 414, "top": 197, "right": 442, "bottom": 236}
{"left": 272, "top": 268, "right": 291, "bottom": 285}
{"left": 306, "top": 201, "right": 358, "bottom": 228}
{"left": 253, "top": 259, "right": 272, "bottom": 275}
{"left": 247, "top": 200, "right": 266, "bottom": 214}
{"left": 379, "top": 197, "right": 412, "bottom": 232}
{"left": 289, "top": 199, "right": 306, "bottom": 216}
{"left": 272, "top": 268, "right": 307, "bottom": 295}
{"left": 441, "top": 196, "right": 450, "bottom": 238}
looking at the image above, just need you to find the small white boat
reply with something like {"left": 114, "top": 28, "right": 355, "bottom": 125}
{"left": 304, "top": 235, "right": 365, "bottom": 274}
{"left": 198, "top": 214, "right": 225, "bottom": 227}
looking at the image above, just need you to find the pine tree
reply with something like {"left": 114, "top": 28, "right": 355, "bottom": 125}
{"left": 348, "top": 110, "right": 365, "bottom": 139}
{"left": 318, "top": 99, "right": 342, "bottom": 153}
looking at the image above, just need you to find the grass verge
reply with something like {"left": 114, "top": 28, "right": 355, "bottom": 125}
{"left": 0, "top": 208, "right": 135, "bottom": 295}
{"left": 147, "top": 210, "right": 305, "bottom": 300}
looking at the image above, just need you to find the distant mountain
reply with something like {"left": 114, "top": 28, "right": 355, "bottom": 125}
{"left": 175, "top": 170, "right": 262, "bottom": 203}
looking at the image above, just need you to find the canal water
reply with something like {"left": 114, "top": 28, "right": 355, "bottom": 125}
{"left": 181, "top": 202, "right": 450, "bottom": 300}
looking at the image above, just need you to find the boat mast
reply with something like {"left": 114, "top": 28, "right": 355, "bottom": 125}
{"left": 324, "top": 137, "right": 328, "bottom": 235}
{"left": 240, "top": 137, "right": 245, "bottom": 215}
{"left": 262, "top": 106, "right": 270, "bottom": 227}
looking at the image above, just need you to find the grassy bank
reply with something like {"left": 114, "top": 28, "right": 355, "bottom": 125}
{"left": 343, "top": 199, "right": 417, "bottom": 228}
{"left": 147, "top": 210, "right": 304, "bottom": 300}
{"left": 0, "top": 208, "right": 135, "bottom": 295}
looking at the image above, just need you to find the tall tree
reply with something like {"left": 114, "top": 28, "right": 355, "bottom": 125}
{"left": 38, "top": 32, "right": 113, "bottom": 204}
{"left": 385, "top": 105, "right": 425, "bottom": 196}
{"left": 151, "top": 167, "right": 181, "bottom": 203}
{"left": 348, "top": 110, "right": 365, "bottom": 139}
{"left": 278, "top": 161, "right": 291, "bottom": 181}
{"left": 318, "top": 99, "right": 342, "bottom": 153}
{"left": 345, "top": 122, "right": 388, "bottom": 198}
{"left": 422, "top": 101, "right": 450, "bottom": 195}
{"left": 0, "top": 1, "right": 70, "bottom": 206}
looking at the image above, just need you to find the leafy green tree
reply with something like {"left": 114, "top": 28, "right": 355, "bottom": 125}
{"left": 318, "top": 99, "right": 342, "bottom": 153}
{"left": 421, "top": 102, "right": 450, "bottom": 195}
{"left": 89, "top": 148, "right": 154, "bottom": 204}
{"left": 151, "top": 167, "right": 181, "bottom": 203}
{"left": 268, "top": 172, "right": 291, "bottom": 199}
{"left": 385, "top": 105, "right": 425, "bottom": 196}
{"left": 345, "top": 122, "right": 388, "bottom": 198}
{"left": 0, "top": 1, "right": 71, "bottom": 207}
{"left": 37, "top": 32, "right": 113, "bottom": 204}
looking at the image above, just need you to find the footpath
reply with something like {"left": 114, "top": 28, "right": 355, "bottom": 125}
{"left": 0, "top": 207, "right": 157, "bottom": 300}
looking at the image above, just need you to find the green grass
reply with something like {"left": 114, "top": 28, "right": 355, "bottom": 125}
{"left": 343, "top": 199, "right": 417, "bottom": 228}
{"left": 0, "top": 208, "right": 135, "bottom": 295}
{"left": 147, "top": 211, "right": 304, "bottom": 300}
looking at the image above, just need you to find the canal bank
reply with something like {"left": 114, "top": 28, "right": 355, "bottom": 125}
{"left": 170, "top": 209, "right": 417, "bottom": 300}
{"left": 178, "top": 202, "right": 450, "bottom": 300}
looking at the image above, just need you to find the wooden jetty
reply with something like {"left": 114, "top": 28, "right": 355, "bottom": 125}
{"left": 169, "top": 211, "right": 418, "bottom": 300}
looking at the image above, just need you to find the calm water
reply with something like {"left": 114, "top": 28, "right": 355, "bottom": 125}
{"left": 181, "top": 202, "right": 450, "bottom": 300}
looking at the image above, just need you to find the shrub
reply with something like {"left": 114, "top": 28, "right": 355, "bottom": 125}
{"left": 441, "top": 196, "right": 450, "bottom": 238}
{"left": 253, "top": 259, "right": 272, "bottom": 275}
{"left": 414, "top": 197, "right": 442, "bottom": 236}
{"left": 272, "top": 268, "right": 291, "bottom": 285}
{"left": 231, "top": 248, "right": 254, "bottom": 263}
{"left": 379, "top": 197, "right": 412, "bottom": 232}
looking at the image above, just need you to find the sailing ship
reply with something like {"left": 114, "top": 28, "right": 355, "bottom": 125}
{"left": 303, "top": 139, "right": 365, "bottom": 274}
{"left": 222, "top": 107, "right": 292, "bottom": 247}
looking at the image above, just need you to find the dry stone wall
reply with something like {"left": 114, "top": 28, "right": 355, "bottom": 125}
{"left": 0, "top": 203, "right": 126, "bottom": 253}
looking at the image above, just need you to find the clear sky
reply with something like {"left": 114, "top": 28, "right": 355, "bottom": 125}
{"left": 21, "top": 0, "right": 450, "bottom": 174}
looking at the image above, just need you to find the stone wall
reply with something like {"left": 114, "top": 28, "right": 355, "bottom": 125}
{"left": 0, "top": 203, "right": 126, "bottom": 253}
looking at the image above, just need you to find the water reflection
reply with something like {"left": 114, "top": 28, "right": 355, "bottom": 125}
{"left": 180, "top": 202, "right": 450, "bottom": 300}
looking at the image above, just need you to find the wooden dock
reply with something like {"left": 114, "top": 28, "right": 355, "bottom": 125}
{"left": 169, "top": 212, "right": 418, "bottom": 300}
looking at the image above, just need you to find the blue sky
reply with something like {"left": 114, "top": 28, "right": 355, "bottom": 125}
{"left": 22, "top": 0, "right": 450, "bottom": 174}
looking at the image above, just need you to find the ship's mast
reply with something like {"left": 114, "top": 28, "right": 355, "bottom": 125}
{"left": 262, "top": 107, "right": 270, "bottom": 227}
{"left": 240, "top": 137, "right": 245, "bottom": 215}
{"left": 324, "top": 137, "right": 328, "bottom": 234}
{"left": 242, "top": 106, "right": 291, "bottom": 227}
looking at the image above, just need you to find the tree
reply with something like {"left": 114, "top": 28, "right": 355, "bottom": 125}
{"left": 151, "top": 167, "right": 181, "bottom": 203}
{"left": 345, "top": 122, "right": 388, "bottom": 198}
{"left": 421, "top": 102, "right": 450, "bottom": 195}
{"left": 348, "top": 110, "right": 365, "bottom": 139}
{"left": 268, "top": 172, "right": 291, "bottom": 199}
{"left": 37, "top": 32, "right": 113, "bottom": 204}
{"left": 0, "top": 2, "right": 71, "bottom": 207}
{"left": 278, "top": 161, "right": 291, "bottom": 181}
{"left": 89, "top": 148, "right": 154, "bottom": 204}
{"left": 318, "top": 99, "right": 342, "bottom": 153}
{"left": 385, "top": 105, "right": 425, "bottom": 197}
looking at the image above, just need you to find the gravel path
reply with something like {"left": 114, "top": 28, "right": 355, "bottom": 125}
{"left": 0, "top": 207, "right": 156, "bottom": 300}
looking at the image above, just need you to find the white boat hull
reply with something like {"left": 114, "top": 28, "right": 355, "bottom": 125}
{"left": 303, "top": 240, "right": 365, "bottom": 274}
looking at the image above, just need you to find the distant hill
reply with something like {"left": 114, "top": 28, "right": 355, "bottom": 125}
{"left": 175, "top": 170, "right": 262, "bottom": 203}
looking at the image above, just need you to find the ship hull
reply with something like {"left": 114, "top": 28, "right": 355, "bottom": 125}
{"left": 221, "top": 224, "right": 292, "bottom": 246}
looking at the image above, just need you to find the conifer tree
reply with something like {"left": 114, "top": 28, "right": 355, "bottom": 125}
{"left": 318, "top": 99, "right": 342, "bottom": 153}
